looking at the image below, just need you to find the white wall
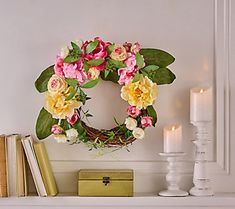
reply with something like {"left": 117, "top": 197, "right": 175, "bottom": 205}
{"left": 0, "top": 0, "right": 233, "bottom": 194}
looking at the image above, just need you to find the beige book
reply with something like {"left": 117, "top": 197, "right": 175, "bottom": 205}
{"left": 16, "top": 138, "right": 27, "bottom": 196}
{"left": 21, "top": 136, "right": 47, "bottom": 197}
{"left": 6, "top": 134, "right": 27, "bottom": 197}
{"left": 6, "top": 134, "right": 17, "bottom": 196}
{"left": 33, "top": 142, "right": 58, "bottom": 196}
{"left": 0, "top": 135, "right": 7, "bottom": 197}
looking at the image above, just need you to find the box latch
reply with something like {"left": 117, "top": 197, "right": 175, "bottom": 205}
{"left": 103, "top": 176, "right": 110, "bottom": 186}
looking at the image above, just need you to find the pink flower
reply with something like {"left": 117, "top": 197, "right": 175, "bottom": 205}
{"left": 118, "top": 68, "right": 135, "bottom": 85}
{"left": 51, "top": 125, "right": 63, "bottom": 134}
{"left": 141, "top": 116, "right": 153, "bottom": 128}
{"left": 54, "top": 55, "right": 65, "bottom": 77}
{"left": 130, "top": 42, "right": 141, "bottom": 54}
{"left": 82, "top": 37, "right": 109, "bottom": 60}
{"left": 63, "top": 60, "right": 87, "bottom": 85}
{"left": 125, "top": 53, "right": 137, "bottom": 68}
{"left": 127, "top": 105, "right": 141, "bottom": 118}
{"left": 63, "top": 63, "right": 77, "bottom": 78}
{"left": 67, "top": 111, "right": 79, "bottom": 125}
{"left": 118, "top": 54, "right": 138, "bottom": 85}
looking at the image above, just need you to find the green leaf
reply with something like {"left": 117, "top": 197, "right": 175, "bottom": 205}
{"left": 35, "top": 65, "right": 54, "bottom": 93}
{"left": 108, "top": 59, "right": 126, "bottom": 68}
{"left": 107, "top": 131, "right": 115, "bottom": 141}
{"left": 87, "top": 59, "right": 104, "bottom": 66}
{"left": 60, "top": 119, "right": 70, "bottom": 131}
{"left": 146, "top": 105, "right": 157, "bottom": 126}
{"left": 36, "top": 108, "right": 59, "bottom": 139}
{"left": 132, "top": 73, "right": 141, "bottom": 83}
{"left": 100, "top": 70, "right": 119, "bottom": 83}
{"left": 81, "top": 79, "right": 99, "bottom": 88}
{"left": 125, "top": 130, "right": 132, "bottom": 139}
{"left": 104, "top": 69, "right": 110, "bottom": 78}
{"left": 141, "top": 65, "right": 160, "bottom": 71}
{"left": 73, "top": 121, "right": 88, "bottom": 142}
{"left": 64, "top": 54, "right": 81, "bottom": 63}
{"left": 141, "top": 67, "right": 176, "bottom": 85}
{"left": 65, "top": 78, "right": 78, "bottom": 87}
{"left": 79, "top": 88, "right": 87, "bottom": 105}
{"left": 140, "top": 48, "right": 175, "bottom": 67}
{"left": 107, "top": 44, "right": 114, "bottom": 54}
{"left": 85, "top": 40, "right": 99, "bottom": 54}
{"left": 65, "top": 87, "right": 77, "bottom": 101}
{"left": 71, "top": 42, "right": 82, "bottom": 55}
{"left": 136, "top": 52, "right": 144, "bottom": 69}
{"left": 83, "top": 61, "right": 90, "bottom": 72}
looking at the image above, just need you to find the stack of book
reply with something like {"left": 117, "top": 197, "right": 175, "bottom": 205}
{"left": 0, "top": 134, "right": 58, "bottom": 197}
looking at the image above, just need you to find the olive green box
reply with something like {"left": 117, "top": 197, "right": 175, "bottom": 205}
{"left": 78, "top": 169, "right": 133, "bottom": 197}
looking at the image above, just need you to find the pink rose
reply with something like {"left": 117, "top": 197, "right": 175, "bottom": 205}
{"left": 51, "top": 125, "right": 63, "bottom": 134}
{"left": 141, "top": 116, "right": 153, "bottom": 128}
{"left": 125, "top": 53, "right": 137, "bottom": 68}
{"left": 118, "top": 69, "right": 133, "bottom": 85}
{"left": 130, "top": 42, "right": 141, "bottom": 54}
{"left": 67, "top": 111, "right": 79, "bottom": 125}
{"left": 82, "top": 37, "right": 109, "bottom": 60}
{"left": 118, "top": 54, "right": 138, "bottom": 85}
{"left": 54, "top": 55, "right": 65, "bottom": 77}
{"left": 63, "top": 60, "right": 87, "bottom": 85}
{"left": 127, "top": 105, "right": 141, "bottom": 118}
{"left": 110, "top": 44, "right": 127, "bottom": 61}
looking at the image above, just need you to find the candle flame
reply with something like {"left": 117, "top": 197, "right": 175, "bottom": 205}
{"left": 171, "top": 126, "right": 175, "bottom": 131}
{"left": 199, "top": 89, "right": 204, "bottom": 93}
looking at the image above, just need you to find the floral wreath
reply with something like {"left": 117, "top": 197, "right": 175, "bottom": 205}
{"left": 35, "top": 37, "right": 176, "bottom": 149}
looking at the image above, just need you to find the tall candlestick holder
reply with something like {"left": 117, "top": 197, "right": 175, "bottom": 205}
{"left": 189, "top": 121, "right": 214, "bottom": 196}
{"left": 159, "top": 152, "right": 188, "bottom": 197}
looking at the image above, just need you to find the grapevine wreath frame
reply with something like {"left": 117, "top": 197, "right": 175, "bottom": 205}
{"left": 35, "top": 37, "right": 176, "bottom": 149}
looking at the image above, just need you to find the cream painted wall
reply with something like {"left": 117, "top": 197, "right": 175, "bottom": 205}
{"left": 0, "top": 0, "right": 233, "bottom": 195}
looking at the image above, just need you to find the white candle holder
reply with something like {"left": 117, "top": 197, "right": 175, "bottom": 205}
{"left": 189, "top": 121, "right": 214, "bottom": 196}
{"left": 159, "top": 152, "right": 188, "bottom": 197}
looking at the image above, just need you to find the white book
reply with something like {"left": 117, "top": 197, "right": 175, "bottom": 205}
{"left": 21, "top": 135, "right": 47, "bottom": 197}
{"left": 6, "top": 134, "right": 18, "bottom": 196}
{"left": 6, "top": 134, "right": 27, "bottom": 197}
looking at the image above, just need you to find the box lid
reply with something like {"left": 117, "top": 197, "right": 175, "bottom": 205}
{"left": 78, "top": 169, "right": 133, "bottom": 180}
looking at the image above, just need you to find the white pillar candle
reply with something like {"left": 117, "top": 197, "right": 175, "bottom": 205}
{"left": 163, "top": 125, "right": 182, "bottom": 153}
{"left": 190, "top": 87, "right": 212, "bottom": 123}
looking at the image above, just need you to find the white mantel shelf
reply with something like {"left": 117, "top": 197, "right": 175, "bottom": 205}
{"left": 1, "top": 193, "right": 235, "bottom": 209}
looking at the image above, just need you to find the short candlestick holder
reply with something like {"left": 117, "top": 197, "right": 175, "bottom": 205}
{"left": 189, "top": 121, "right": 214, "bottom": 196}
{"left": 159, "top": 152, "right": 188, "bottom": 197}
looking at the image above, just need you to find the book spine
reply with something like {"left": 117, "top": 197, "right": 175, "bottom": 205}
{"left": 34, "top": 143, "right": 58, "bottom": 196}
{"left": 21, "top": 136, "right": 47, "bottom": 197}
{"left": 0, "top": 135, "right": 8, "bottom": 197}
{"left": 16, "top": 137, "right": 26, "bottom": 196}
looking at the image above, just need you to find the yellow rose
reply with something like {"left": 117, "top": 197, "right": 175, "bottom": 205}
{"left": 44, "top": 86, "right": 82, "bottom": 119}
{"left": 121, "top": 75, "right": 158, "bottom": 109}
{"left": 48, "top": 74, "right": 67, "bottom": 94}
{"left": 87, "top": 67, "right": 100, "bottom": 80}
{"left": 110, "top": 44, "right": 127, "bottom": 61}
